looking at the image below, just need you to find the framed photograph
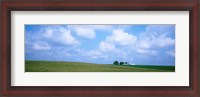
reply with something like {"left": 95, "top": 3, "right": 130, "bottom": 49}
{"left": 1, "top": 0, "right": 199, "bottom": 96}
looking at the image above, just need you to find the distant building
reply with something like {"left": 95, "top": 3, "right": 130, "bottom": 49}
{"left": 123, "top": 62, "right": 135, "bottom": 65}
{"left": 129, "top": 63, "right": 135, "bottom": 65}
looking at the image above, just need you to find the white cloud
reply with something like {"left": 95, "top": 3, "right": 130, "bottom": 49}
{"left": 85, "top": 50, "right": 108, "bottom": 59}
{"left": 138, "top": 38, "right": 151, "bottom": 49}
{"left": 59, "top": 28, "right": 79, "bottom": 45}
{"left": 136, "top": 48, "right": 158, "bottom": 55}
{"left": 98, "top": 29, "right": 137, "bottom": 53}
{"left": 87, "top": 50, "right": 102, "bottom": 56}
{"left": 68, "top": 25, "right": 113, "bottom": 39}
{"left": 44, "top": 29, "right": 53, "bottom": 38}
{"left": 33, "top": 42, "right": 51, "bottom": 50}
{"left": 166, "top": 50, "right": 175, "bottom": 57}
{"left": 152, "top": 34, "right": 175, "bottom": 47}
{"left": 135, "top": 25, "right": 175, "bottom": 56}
{"left": 99, "top": 41, "right": 115, "bottom": 52}
{"left": 43, "top": 26, "right": 79, "bottom": 45}
{"left": 137, "top": 25, "right": 175, "bottom": 49}
{"left": 138, "top": 34, "right": 174, "bottom": 49}
{"left": 73, "top": 49, "right": 110, "bottom": 61}
{"left": 107, "top": 29, "right": 137, "bottom": 46}
{"left": 75, "top": 27, "right": 95, "bottom": 39}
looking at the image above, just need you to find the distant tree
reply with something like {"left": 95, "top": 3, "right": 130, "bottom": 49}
{"left": 120, "top": 61, "right": 124, "bottom": 65}
{"left": 124, "top": 62, "right": 128, "bottom": 64}
{"left": 113, "top": 61, "right": 119, "bottom": 65}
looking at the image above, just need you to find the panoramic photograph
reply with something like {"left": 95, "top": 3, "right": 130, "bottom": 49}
{"left": 25, "top": 24, "right": 175, "bottom": 72}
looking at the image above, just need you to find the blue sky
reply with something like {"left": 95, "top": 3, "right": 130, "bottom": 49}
{"left": 25, "top": 24, "right": 175, "bottom": 66}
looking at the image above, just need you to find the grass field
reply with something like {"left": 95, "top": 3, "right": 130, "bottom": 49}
{"left": 25, "top": 60, "right": 175, "bottom": 72}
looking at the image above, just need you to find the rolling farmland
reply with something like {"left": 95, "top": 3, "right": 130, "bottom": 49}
{"left": 25, "top": 60, "right": 175, "bottom": 72}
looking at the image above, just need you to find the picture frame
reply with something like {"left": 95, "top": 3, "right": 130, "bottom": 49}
{"left": 0, "top": 0, "right": 199, "bottom": 97}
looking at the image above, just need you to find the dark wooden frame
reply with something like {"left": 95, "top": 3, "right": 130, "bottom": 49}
{"left": 0, "top": 0, "right": 199, "bottom": 97}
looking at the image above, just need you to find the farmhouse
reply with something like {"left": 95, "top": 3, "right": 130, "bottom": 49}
{"left": 123, "top": 62, "right": 135, "bottom": 65}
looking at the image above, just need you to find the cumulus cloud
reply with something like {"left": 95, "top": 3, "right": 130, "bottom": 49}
{"left": 74, "top": 27, "right": 96, "bottom": 39}
{"left": 137, "top": 25, "right": 175, "bottom": 49}
{"left": 107, "top": 29, "right": 137, "bottom": 46}
{"left": 136, "top": 48, "right": 158, "bottom": 55}
{"left": 70, "top": 49, "right": 110, "bottom": 61}
{"left": 85, "top": 50, "right": 109, "bottom": 60}
{"left": 95, "top": 29, "right": 139, "bottom": 62}
{"left": 138, "top": 34, "right": 175, "bottom": 49}
{"left": 43, "top": 26, "right": 79, "bottom": 45}
{"left": 33, "top": 42, "right": 51, "bottom": 50}
{"left": 68, "top": 25, "right": 112, "bottom": 39}
{"left": 99, "top": 29, "right": 137, "bottom": 53}
{"left": 137, "top": 38, "right": 151, "bottom": 49}
{"left": 44, "top": 28, "right": 53, "bottom": 38}
{"left": 153, "top": 34, "right": 175, "bottom": 47}
{"left": 99, "top": 41, "right": 115, "bottom": 52}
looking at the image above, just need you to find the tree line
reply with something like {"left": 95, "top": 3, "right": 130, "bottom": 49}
{"left": 113, "top": 61, "right": 128, "bottom": 65}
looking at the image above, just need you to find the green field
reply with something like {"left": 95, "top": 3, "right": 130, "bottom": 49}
{"left": 25, "top": 60, "right": 175, "bottom": 72}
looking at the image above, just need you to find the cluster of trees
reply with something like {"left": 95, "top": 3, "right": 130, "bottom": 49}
{"left": 113, "top": 61, "right": 128, "bottom": 65}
